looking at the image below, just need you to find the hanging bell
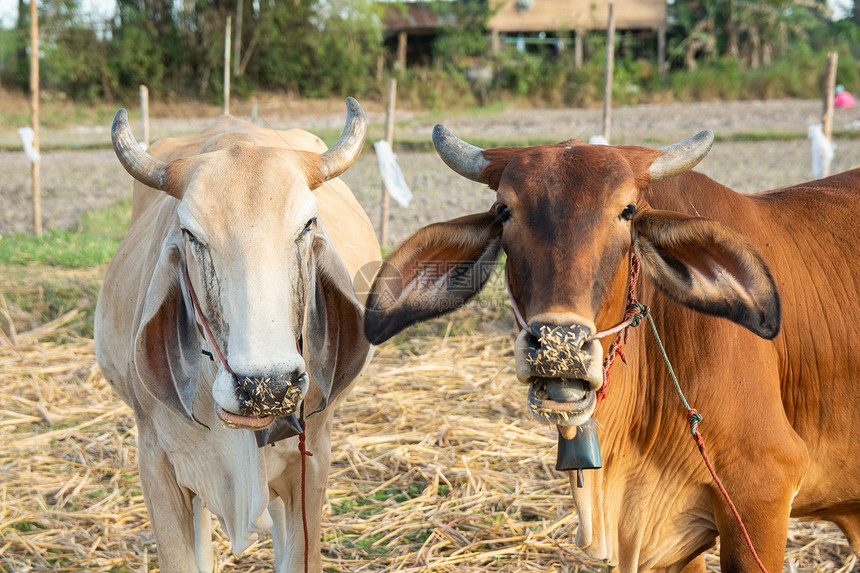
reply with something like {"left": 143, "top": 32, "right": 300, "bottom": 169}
{"left": 255, "top": 413, "right": 304, "bottom": 447}
{"left": 556, "top": 417, "right": 602, "bottom": 488}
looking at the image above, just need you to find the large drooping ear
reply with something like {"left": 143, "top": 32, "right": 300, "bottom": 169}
{"left": 363, "top": 211, "right": 503, "bottom": 345}
{"left": 306, "top": 229, "right": 372, "bottom": 415}
{"left": 633, "top": 209, "right": 781, "bottom": 339}
{"left": 134, "top": 239, "right": 204, "bottom": 426}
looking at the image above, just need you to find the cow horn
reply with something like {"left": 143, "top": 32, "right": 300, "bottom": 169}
{"left": 320, "top": 97, "right": 367, "bottom": 181}
{"left": 111, "top": 108, "right": 172, "bottom": 192}
{"left": 432, "top": 124, "right": 490, "bottom": 183}
{"left": 649, "top": 130, "right": 714, "bottom": 182}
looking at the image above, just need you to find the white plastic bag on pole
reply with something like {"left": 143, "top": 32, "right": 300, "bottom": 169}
{"left": 374, "top": 140, "right": 412, "bottom": 208}
{"left": 808, "top": 123, "right": 835, "bottom": 179}
{"left": 18, "top": 127, "right": 40, "bottom": 164}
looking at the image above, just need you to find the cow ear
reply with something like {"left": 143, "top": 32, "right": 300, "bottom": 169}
{"left": 134, "top": 241, "right": 203, "bottom": 426}
{"left": 633, "top": 209, "right": 781, "bottom": 339}
{"left": 363, "top": 211, "right": 503, "bottom": 345}
{"left": 305, "top": 230, "right": 372, "bottom": 415}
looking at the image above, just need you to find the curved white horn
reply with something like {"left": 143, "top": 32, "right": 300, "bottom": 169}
{"left": 432, "top": 124, "right": 490, "bottom": 183}
{"left": 649, "top": 130, "right": 714, "bottom": 182}
{"left": 320, "top": 97, "right": 367, "bottom": 181}
{"left": 111, "top": 108, "right": 172, "bottom": 192}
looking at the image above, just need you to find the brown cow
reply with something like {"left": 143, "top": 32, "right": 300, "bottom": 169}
{"left": 363, "top": 127, "right": 860, "bottom": 572}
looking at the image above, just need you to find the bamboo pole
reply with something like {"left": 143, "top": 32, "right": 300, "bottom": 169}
{"left": 821, "top": 52, "right": 838, "bottom": 178}
{"left": 657, "top": 23, "right": 667, "bottom": 80}
{"left": 602, "top": 3, "right": 615, "bottom": 143}
{"left": 822, "top": 52, "right": 838, "bottom": 140}
{"left": 29, "top": 0, "right": 41, "bottom": 237}
{"left": 139, "top": 85, "right": 149, "bottom": 148}
{"left": 233, "top": 0, "right": 243, "bottom": 76}
{"left": 224, "top": 15, "right": 231, "bottom": 115}
{"left": 396, "top": 31, "right": 407, "bottom": 73}
{"left": 380, "top": 78, "right": 397, "bottom": 247}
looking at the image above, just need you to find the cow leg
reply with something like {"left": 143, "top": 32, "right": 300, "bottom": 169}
{"left": 192, "top": 495, "right": 216, "bottom": 573}
{"left": 268, "top": 497, "right": 290, "bottom": 572}
{"left": 713, "top": 486, "right": 793, "bottom": 572}
{"left": 268, "top": 473, "right": 325, "bottom": 573}
{"left": 830, "top": 514, "right": 860, "bottom": 557}
{"left": 138, "top": 443, "right": 199, "bottom": 572}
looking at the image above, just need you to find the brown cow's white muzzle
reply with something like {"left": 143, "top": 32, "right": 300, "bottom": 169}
{"left": 516, "top": 316, "right": 604, "bottom": 428}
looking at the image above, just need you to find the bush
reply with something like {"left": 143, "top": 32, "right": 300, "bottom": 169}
{"left": 669, "top": 49, "right": 859, "bottom": 101}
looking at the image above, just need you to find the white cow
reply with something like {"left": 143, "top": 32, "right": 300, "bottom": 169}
{"left": 94, "top": 98, "right": 380, "bottom": 572}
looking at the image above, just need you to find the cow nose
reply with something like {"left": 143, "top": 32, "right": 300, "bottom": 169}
{"left": 516, "top": 322, "right": 604, "bottom": 391}
{"left": 525, "top": 322, "right": 590, "bottom": 377}
{"left": 235, "top": 371, "right": 309, "bottom": 417}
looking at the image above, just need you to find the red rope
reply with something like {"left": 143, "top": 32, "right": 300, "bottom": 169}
{"left": 596, "top": 254, "right": 641, "bottom": 405}
{"left": 687, "top": 410, "right": 769, "bottom": 573}
{"left": 184, "top": 265, "right": 236, "bottom": 375}
{"left": 298, "top": 420, "right": 313, "bottom": 573}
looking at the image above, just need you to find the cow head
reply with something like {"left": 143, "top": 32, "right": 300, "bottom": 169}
{"left": 112, "top": 99, "right": 370, "bottom": 432}
{"left": 364, "top": 126, "right": 780, "bottom": 430}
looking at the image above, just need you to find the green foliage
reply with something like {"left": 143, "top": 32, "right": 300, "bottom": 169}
{"left": 667, "top": 0, "right": 832, "bottom": 70}
{"left": 247, "top": 0, "right": 383, "bottom": 97}
{"left": 1, "top": 0, "right": 383, "bottom": 102}
{"left": 105, "top": 10, "right": 168, "bottom": 98}
{"left": 41, "top": 24, "right": 107, "bottom": 100}
{"left": 1, "top": 0, "right": 859, "bottom": 107}
{"left": 397, "top": 66, "right": 477, "bottom": 110}
{"left": 490, "top": 42, "right": 655, "bottom": 107}
{"left": 432, "top": 0, "right": 493, "bottom": 62}
{"left": 670, "top": 49, "right": 859, "bottom": 100}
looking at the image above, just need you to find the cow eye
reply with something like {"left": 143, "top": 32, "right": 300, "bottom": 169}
{"left": 620, "top": 204, "right": 637, "bottom": 221}
{"left": 300, "top": 217, "right": 316, "bottom": 237}
{"left": 182, "top": 228, "right": 202, "bottom": 245}
{"left": 496, "top": 204, "right": 512, "bottom": 222}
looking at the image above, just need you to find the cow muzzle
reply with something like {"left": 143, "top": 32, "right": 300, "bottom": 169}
{"left": 215, "top": 370, "right": 310, "bottom": 430}
{"left": 516, "top": 320, "right": 604, "bottom": 428}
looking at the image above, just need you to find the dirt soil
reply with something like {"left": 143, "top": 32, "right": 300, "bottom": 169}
{"left": 2, "top": 98, "right": 860, "bottom": 239}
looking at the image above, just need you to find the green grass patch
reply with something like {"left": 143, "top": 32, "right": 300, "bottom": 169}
{"left": 0, "top": 198, "right": 130, "bottom": 340}
{"left": 0, "top": 198, "right": 131, "bottom": 268}
{"left": 412, "top": 101, "right": 510, "bottom": 124}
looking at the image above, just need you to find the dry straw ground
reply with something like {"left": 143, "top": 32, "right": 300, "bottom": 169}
{"left": 2, "top": 97, "right": 860, "bottom": 571}
{"left": 0, "top": 306, "right": 856, "bottom": 572}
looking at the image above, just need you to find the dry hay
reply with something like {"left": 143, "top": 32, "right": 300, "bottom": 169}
{"left": 0, "top": 318, "right": 857, "bottom": 572}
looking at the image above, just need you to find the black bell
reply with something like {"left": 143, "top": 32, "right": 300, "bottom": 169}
{"left": 556, "top": 417, "right": 602, "bottom": 487}
{"left": 254, "top": 413, "right": 303, "bottom": 447}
